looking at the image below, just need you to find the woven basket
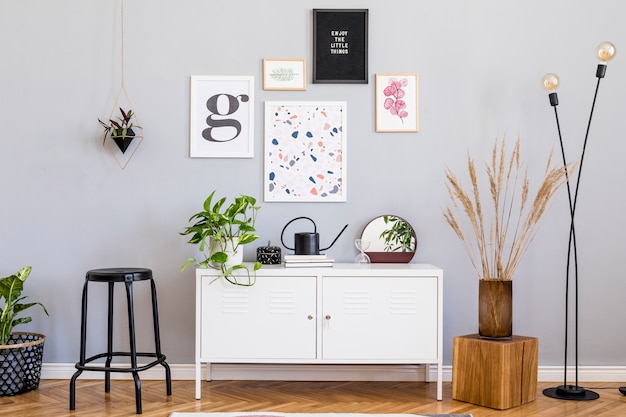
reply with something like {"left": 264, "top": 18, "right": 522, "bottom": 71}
{"left": 0, "top": 332, "right": 45, "bottom": 396}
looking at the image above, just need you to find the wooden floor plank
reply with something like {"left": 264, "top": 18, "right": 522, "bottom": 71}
{"left": 0, "top": 380, "right": 624, "bottom": 417}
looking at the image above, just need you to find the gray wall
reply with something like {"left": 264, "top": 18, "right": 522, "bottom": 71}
{"left": 2, "top": 0, "right": 626, "bottom": 368}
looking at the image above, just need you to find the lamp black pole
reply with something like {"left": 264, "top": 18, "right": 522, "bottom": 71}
{"left": 543, "top": 63, "right": 607, "bottom": 401}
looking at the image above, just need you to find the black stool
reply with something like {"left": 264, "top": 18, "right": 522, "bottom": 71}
{"left": 69, "top": 268, "right": 172, "bottom": 414}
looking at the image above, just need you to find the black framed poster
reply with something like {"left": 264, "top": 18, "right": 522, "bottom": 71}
{"left": 312, "top": 9, "right": 368, "bottom": 84}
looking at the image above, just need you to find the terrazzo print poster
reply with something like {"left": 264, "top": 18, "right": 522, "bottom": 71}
{"left": 264, "top": 102, "right": 347, "bottom": 202}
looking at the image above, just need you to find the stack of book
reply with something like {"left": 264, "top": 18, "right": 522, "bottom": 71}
{"left": 283, "top": 254, "right": 335, "bottom": 268}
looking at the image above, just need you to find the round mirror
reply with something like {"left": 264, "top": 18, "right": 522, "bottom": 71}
{"left": 360, "top": 215, "right": 417, "bottom": 263}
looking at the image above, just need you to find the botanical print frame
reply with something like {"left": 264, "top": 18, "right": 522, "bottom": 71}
{"left": 189, "top": 75, "right": 254, "bottom": 158}
{"left": 375, "top": 73, "right": 419, "bottom": 132}
{"left": 312, "top": 9, "right": 368, "bottom": 84}
{"left": 264, "top": 101, "right": 347, "bottom": 202}
{"left": 263, "top": 58, "right": 307, "bottom": 91}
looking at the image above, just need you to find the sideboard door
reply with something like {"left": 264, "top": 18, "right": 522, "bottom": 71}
{"left": 200, "top": 275, "right": 317, "bottom": 360}
{"left": 321, "top": 276, "right": 439, "bottom": 360}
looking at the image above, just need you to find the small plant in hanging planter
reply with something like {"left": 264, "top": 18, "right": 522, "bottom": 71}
{"left": 98, "top": 107, "right": 141, "bottom": 154}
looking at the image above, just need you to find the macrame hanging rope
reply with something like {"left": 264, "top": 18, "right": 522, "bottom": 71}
{"left": 121, "top": 0, "right": 125, "bottom": 86}
{"left": 105, "top": 0, "right": 143, "bottom": 169}
{"left": 113, "top": 0, "right": 132, "bottom": 110}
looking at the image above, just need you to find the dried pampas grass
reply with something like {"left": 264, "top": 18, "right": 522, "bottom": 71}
{"left": 443, "top": 137, "right": 574, "bottom": 281}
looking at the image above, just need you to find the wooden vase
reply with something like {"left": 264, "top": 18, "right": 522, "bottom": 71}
{"left": 478, "top": 279, "right": 512, "bottom": 339}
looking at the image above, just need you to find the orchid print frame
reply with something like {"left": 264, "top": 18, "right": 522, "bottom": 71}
{"left": 375, "top": 73, "right": 419, "bottom": 132}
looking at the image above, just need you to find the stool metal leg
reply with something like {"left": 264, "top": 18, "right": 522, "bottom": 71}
{"left": 125, "top": 274, "right": 142, "bottom": 414}
{"left": 69, "top": 278, "right": 89, "bottom": 410}
{"left": 150, "top": 278, "right": 172, "bottom": 396}
{"left": 132, "top": 372, "right": 142, "bottom": 414}
{"left": 105, "top": 281, "right": 114, "bottom": 393}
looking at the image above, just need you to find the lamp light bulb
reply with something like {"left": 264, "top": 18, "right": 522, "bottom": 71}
{"left": 541, "top": 73, "right": 560, "bottom": 93}
{"left": 596, "top": 42, "right": 616, "bottom": 63}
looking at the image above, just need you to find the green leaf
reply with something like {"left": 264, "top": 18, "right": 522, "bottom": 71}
{"left": 270, "top": 68, "right": 297, "bottom": 82}
{"left": 180, "top": 258, "right": 197, "bottom": 271}
{"left": 0, "top": 266, "right": 47, "bottom": 345}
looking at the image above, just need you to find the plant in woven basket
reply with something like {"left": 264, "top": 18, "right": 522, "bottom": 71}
{"left": 0, "top": 266, "right": 48, "bottom": 345}
{"left": 443, "top": 137, "right": 573, "bottom": 281}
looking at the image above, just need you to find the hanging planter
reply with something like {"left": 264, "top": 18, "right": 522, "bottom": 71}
{"left": 99, "top": 0, "right": 143, "bottom": 169}
{"left": 99, "top": 108, "right": 141, "bottom": 154}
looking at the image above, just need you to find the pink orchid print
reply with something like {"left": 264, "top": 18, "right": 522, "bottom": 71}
{"left": 383, "top": 78, "right": 409, "bottom": 123}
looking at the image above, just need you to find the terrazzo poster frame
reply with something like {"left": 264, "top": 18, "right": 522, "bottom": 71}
{"left": 375, "top": 73, "right": 419, "bottom": 132}
{"left": 189, "top": 75, "right": 254, "bottom": 158}
{"left": 312, "top": 9, "right": 368, "bottom": 84}
{"left": 264, "top": 101, "right": 347, "bottom": 203}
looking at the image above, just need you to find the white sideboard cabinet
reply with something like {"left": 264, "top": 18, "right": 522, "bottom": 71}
{"left": 195, "top": 263, "right": 443, "bottom": 400}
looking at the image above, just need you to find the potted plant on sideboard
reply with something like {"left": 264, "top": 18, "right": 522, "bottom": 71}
{"left": 181, "top": 191, "right": 262, "bottom": 286}
{"left": 98, "top": 107, "right": 141, "bottom": 154}
{"left": 0, "top": 266, "right": 48, "bottom": 396}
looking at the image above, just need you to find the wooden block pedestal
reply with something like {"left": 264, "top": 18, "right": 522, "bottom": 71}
{"left": 452, "top": 334, "right": 538, "bottom": 410}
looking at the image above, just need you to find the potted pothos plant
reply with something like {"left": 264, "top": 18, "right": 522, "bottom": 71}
{"left": 181, "top": 191, "right": 262, "bottom": 286}
{"left": 0, "top": 266, "right": 49, "bottom": 396}
{"left": 98, "top": 107, "right": 140, "bottom": 154}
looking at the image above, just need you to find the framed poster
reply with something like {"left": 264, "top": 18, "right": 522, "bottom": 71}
{"left": 375, "top": 73, "right": 419, "bottom": 132}
{"left": 312, "top": 9, "right": 368, "bottom": 84}
{"left": 263, "top": 58, "right": 307, "bottom": 91}
{"left": 189, "top": 75, "right": 254, "bottom": 158}
{"left": 264, "top": 101, "right": 347, "bottom": 202}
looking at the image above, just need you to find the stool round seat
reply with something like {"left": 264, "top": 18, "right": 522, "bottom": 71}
{"left": 70, "top": 267, "right": 171, "bottom": 414}
{"left": 87, "top": 268, "right": 152, "bottom": 282}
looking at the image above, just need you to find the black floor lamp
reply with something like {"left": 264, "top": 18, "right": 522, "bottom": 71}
{"left": 541, "top": 42, "right": 616, "bottom": 401}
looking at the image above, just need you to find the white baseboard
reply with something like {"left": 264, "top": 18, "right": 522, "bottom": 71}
{"left": 42, "top": 363, "right": 626, "bottom": 383}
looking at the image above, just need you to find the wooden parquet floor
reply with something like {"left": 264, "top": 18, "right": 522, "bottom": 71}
{"left": 0, "top": 379, "right": 624, "bottom": 417}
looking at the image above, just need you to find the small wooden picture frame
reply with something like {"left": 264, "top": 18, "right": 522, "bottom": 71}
{"left": 263, "top": 58, "right": 307, "bottom": 91}
{"left": 375, "top": 73, "right": 419, "bottom": 132}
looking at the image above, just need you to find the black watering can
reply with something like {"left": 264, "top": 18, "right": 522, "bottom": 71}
{"left": 281, "top": 217, "right": 349, "bottom": 255}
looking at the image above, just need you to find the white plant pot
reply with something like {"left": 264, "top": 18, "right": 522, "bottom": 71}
{"left": 210, "top": 238, "right": 243, "bottom": 268}
{"left": 223, "top": 240, "right": 243, "bottom": 268}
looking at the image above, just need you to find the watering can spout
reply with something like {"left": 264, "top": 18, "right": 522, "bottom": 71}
{"left": 320, "top": 223, "right": 349, "bottom": 251}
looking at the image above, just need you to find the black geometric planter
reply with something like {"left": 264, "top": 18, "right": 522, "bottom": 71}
{"left": 112, "top": 128, "right": 135, "bottom": 154}
{"left": 0, "top": 333, "right": 45, "bottom": 396}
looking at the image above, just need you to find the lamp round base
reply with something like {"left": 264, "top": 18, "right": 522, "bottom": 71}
{"left": 543, "top": 385, "right": 599, "bottom": 401}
